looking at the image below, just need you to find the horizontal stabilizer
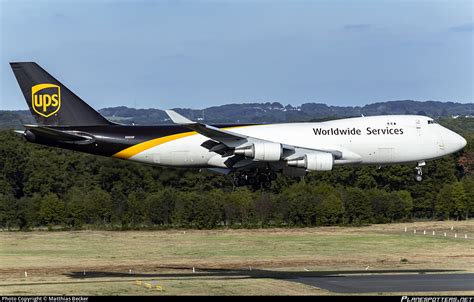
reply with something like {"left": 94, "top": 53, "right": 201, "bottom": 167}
{"left": 23, "top": 125, "right": 95, "bottom": 144}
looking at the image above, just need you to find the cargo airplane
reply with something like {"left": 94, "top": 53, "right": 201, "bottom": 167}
{"left": 10, "top": 62, "right": 467, "bottom": 189}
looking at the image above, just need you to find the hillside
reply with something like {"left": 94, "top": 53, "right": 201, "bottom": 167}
{"left": 99, "top": 100, "right": 474, "bottom": 124}
{"left": 0, "top": 100, "right": 472, "bottom": 128}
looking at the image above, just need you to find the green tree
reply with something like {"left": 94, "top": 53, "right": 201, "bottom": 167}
{"left": 386, "top": 192, "right": 409, "bottom": 222}
{"left": 315, "top": 194, "right": 344, "bottom": 225}
{"left": 283, "top": 182, "right": 319, "bottom": 226}
{"left": 222, "top": 195, "right": 240, "bottom": 226}
{"left": 435, "top": 184, "right": 453, "bottom": 219}
{"left": 451, "top": 182, "right": 467, "bottom": 219}
{"left": 367, "top": 189, "right": 391, "bottom": 223}
{"left": 39, "top": 193, "right": 66, "bottom": 226}
{"left": 146, "top": 189, "right": 177, "bottom": 225}
{"left": 0, "top": 176, "right": 14, "bottom": 197}
{"left": 172, "top": 191, "right": 194, "bottom": 227}
{"left": 0, "top": 193, "right": 17, "bottom": 230}
{"left": 65, "top": 187, "right": 88, "bottom": 228}
{"left": 341, "top": 187, "right": 372, "bottom": 224}
{"left": 85, "top": 188, "right": 113, "bottom": 225}
{"left": 462, "top": 176, "right": 474, "bottom": 218}
{"left": 110, "top": 186, "right": 128, "bottom": 226}
{"left": 396, "top": 190, "right": 414, "bottom": 220}
{"left": 354, "top": 169, "right": 377, "bottom": 189}
{"left": 254, "top": 192, "right": 276, "bottom": 226}
{"left": 15, "top": 195, "right": 42, "bottom": 230}
{"left": 226, "top": 188, "right": 254, "bottom": 227}
{"left": 192, "top": 190, "right": 222, "bottom": 229}
{"left": 282, "top": 182, "right": 339, "bottom": 226}
{"left": 126, "top": 191, "right": 147, "bottom": 227}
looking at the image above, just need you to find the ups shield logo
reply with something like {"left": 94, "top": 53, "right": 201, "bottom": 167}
{"left": 31, "top": 84, "right": 61, "bottom": 118}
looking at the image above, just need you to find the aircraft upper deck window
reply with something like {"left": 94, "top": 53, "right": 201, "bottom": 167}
{"left": 427, "top": 120, "right": 437, "bottom": 124}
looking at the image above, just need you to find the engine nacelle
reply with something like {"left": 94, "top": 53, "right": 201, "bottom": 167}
{"left": 234, "top": 142, "right": 283, "bottom": 161}
{"left": 24, "top": 130, "right": 36, "bottom": 142}
{"left": 287, "top": 152, "right": 334, "bottom": 171}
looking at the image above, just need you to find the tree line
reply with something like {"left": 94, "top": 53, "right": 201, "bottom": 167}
{"left": 0, "top": 118, "right": 473, "bottom": 230}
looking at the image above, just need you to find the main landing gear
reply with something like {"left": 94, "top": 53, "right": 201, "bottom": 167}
{"left": 233, "top": 169, "right": 278, "bottom": 190}
{"left": 414, "top": 161, "right": 425, "bottom": 182}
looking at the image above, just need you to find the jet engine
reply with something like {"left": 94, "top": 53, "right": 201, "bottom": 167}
{"left": 234, "top": 142, "right": 283, "bottom": 161}
{"left": 287, "top": 152, "right": 333, "bottom": 171}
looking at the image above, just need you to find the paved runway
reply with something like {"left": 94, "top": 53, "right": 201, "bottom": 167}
{"left": 290, "top": 273, "right": 474, "bottom": 293}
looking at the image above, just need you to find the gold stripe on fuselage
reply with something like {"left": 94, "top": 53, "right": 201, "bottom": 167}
{"left": 113, "top": 131, "right": 197, "bottom": 159}
{"left": 112, "top": 124, "right": 258, "bottom": 160}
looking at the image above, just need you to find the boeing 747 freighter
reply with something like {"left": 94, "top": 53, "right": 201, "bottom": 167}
{"left": 10, "top": 62, "right": 467, "bottom": 189}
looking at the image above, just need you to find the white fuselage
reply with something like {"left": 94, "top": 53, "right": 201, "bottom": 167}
{"left": 129, "top": 115, "right": 467, "bottom": 169}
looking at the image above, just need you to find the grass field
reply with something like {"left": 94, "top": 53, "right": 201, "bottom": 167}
{"left": 0, "top": 220, "right": 473, "bottom": 295}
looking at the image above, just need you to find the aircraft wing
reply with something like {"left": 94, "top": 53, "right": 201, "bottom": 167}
{"left": 165, "top": 110, "right": 344, "bottom": 168}
{"left": 165, "top": 110, "right": 246, "bottom": 144}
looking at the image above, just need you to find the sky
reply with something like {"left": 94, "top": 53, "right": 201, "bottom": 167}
{"left": 0, "top": 0, "right": 473, "bottom": 110}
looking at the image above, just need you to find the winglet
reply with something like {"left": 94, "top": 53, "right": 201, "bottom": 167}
{"left": 165, "top": 110, "right": 195, "bottom": 124}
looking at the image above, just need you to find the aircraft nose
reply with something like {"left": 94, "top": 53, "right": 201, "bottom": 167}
{"left": 442, "top": 130, "right": 467, "bottom": 153}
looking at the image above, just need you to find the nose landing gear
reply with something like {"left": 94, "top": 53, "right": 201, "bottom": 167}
{"left": 414, "top": 161, "right": 425, "bottom": 182}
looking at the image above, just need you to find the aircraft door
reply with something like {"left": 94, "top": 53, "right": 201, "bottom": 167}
{"left": 415, "top": 119, "right": 422, "bottom": 136}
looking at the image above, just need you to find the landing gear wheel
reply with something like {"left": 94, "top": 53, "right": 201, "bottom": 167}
{"left": 262, "top": 181, "right": 272, "bottom": 189}
{"left": 238, "top": 178, "right": 247, "bottom": 187}
{"left": 414, "top": 161, "right": 425, "bottom": 182}
{"left": 247, "top": 177, "right": 256, "bottom": 185}
{"left": 252, "top": 182, "right": 262, "bottom": 191}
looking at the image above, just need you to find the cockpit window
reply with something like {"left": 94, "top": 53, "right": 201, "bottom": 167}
{"left": 427, "top": 120, "right": 437, "bottom": 124}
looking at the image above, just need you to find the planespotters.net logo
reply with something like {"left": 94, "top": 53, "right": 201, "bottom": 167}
{"left": 402, "top": 297, "right": 473, "bottom": 302}
{"left": 31, "top": 83, "right": 61, "bottom": 118}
